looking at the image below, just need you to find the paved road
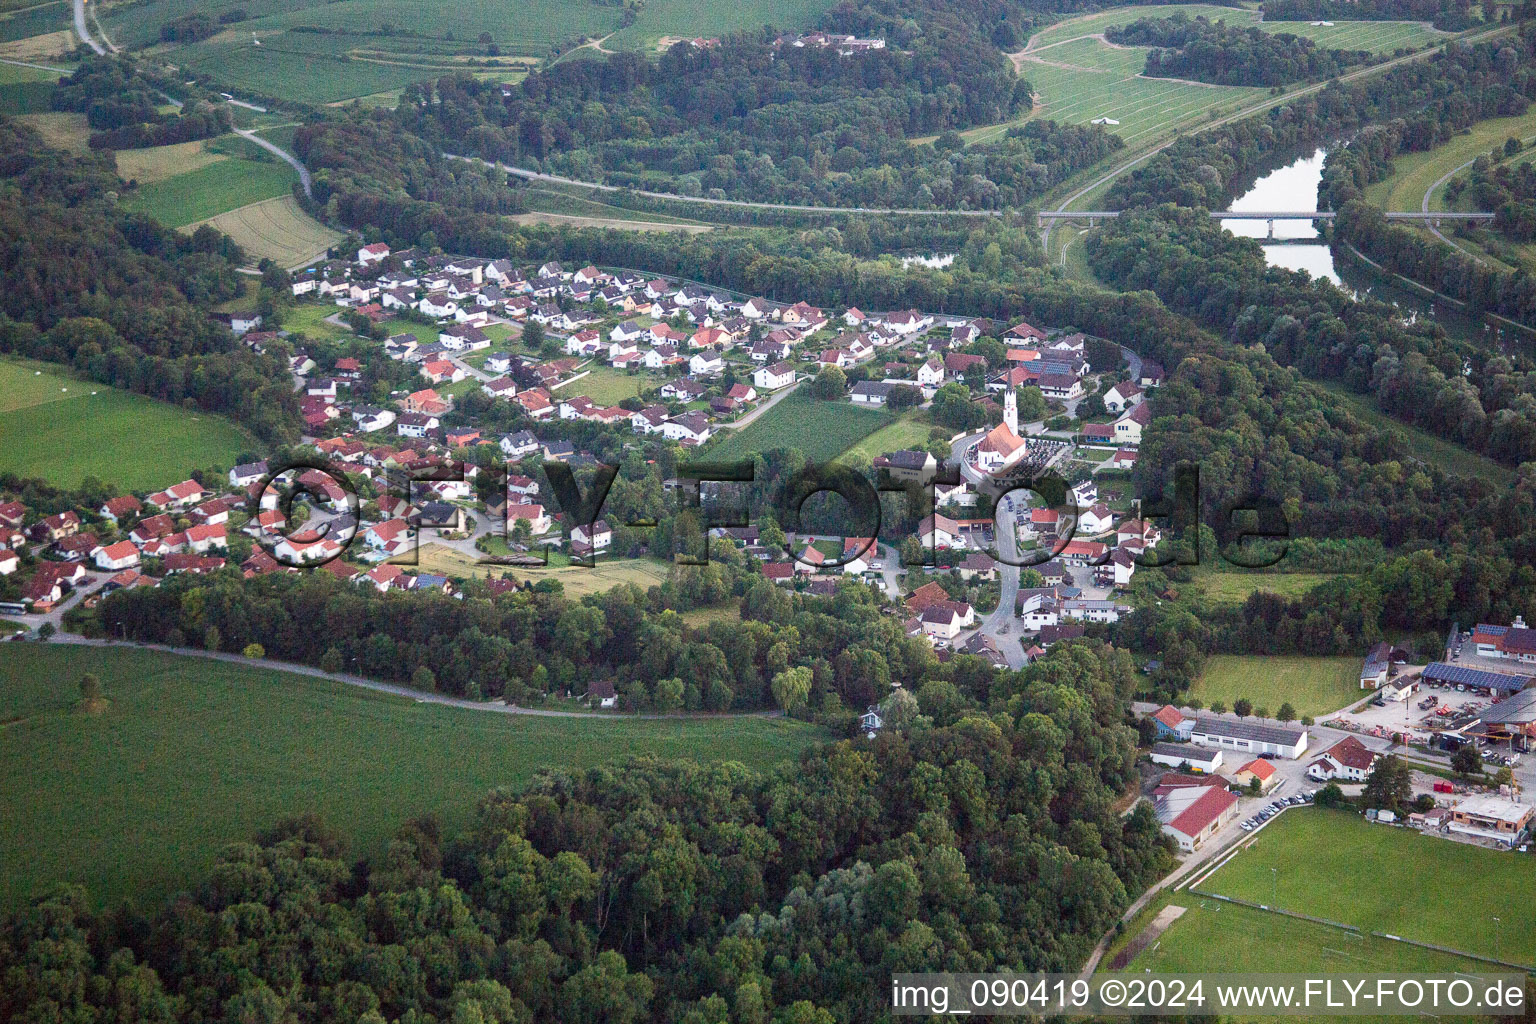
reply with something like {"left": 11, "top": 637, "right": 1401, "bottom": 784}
{"left": 72, "top": 0, "right": 105, "bottom": 54}
{"left": 728, "top": 381, "right": 797, "bottom": 429}
{"left": 236, "top": 128, "right": 313, "bottom": 199}
{"left": 446, "top": 153, "right": 1001, "bottom": 219}
{"left": 0, "top": 57, "right": 72, "bottom": 73}
{"left": 46, "top": 634, "right": 785, "bottom": 718}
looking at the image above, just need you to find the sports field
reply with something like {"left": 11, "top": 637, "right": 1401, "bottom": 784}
{"left": 0, "top": 359, "right": 252, "bottom": 489}
{"left": 1189, "top": 810, "right": 1536, "bottom": 964}
{"left": 708, "top": 389, "right": 896, "bottom": 463}
{"left": 1190, "top": 654, "right": 1362, "bottom": 719}
{"left": 0, "top": 644, "right": 820, "bottom": 907}
{"left": 190, "top": 195, "right": 342, "bottom": 268}
{"left": 1126, "top": 893, "right": 1502, "bottom": 977}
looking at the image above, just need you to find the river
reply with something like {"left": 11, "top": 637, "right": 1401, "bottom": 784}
{"left": 1221, "top": 148, "right": 1508, "bottom": 346}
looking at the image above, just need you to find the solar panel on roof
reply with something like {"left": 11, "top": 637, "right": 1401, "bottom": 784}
{"left": 1421, "top": 662, "right": 1532, "bottom": 692}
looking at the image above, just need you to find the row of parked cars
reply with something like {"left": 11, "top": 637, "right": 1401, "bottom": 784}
{"left": 1240, "top": 790, "right": 1315, "bottom": 831}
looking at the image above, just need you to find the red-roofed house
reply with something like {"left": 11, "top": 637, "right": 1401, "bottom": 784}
{"left": 94, "top": 540, "right": 141, "bottom": 572}
{"left": 1306, "top": 736, "right": 1381, "bottom": 782}
{"left": 1149, "top": 704, "right": 1193, "bottom": 740}
{"left": 1233, "top": 757, "right": 1279, "bottom": 793}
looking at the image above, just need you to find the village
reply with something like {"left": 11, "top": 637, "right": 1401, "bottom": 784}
{"left": 1, "top": 240, "right": 1168, "bottom": 676}
{"left": 1128, "top": 624, "right": 1536, "bottom": 873}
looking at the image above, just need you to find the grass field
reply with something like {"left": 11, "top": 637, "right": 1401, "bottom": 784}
{"left": 1197, "top": 570, "right": 1345, "bottom": 605}
{"left": 0, "top": 0, "right": 65, "bottom": 42}
{"left": 1318, "top": 381, "right": 1516, "bottom": 485}
{"left": 708, "top": 389, "right": 895, "bottom": 463}
{"left": 1127, "top": 892, "right": 1502, "bottom": 979}
{"left": 114, "top": 138, "right": 228, "bottom": 185}
{"left": 0, "top": 359, "right": 252, "bottom": 489}
{"left": 837, "top": 412, "right": 940, "bottom": 464}
{"left": 123, "top": 141, "right": 297, "bottom": 227}
{"left": 413, "top": 544, "right": 674, "bottom": 597}
{"left": 556, "top": 364, "right": 662, "bottom": 405}
{"left": 1190, "top": 654, "right": 1362, "bottom": 719}
{"left": 190, "top": 195, "right": 341, "bottom": 268}
{"left": 280, "top": 301, "right": 359, "bottom": 342}
{"left": 0, "top": 644, "right": 820, "bottom": 907}
{"left": 14, "top": 109, "right": 87, "bottom": 151}
{"left": 997, "top": 6, "right": 1443, "bottom": 152}
{"left": 605, "top": 0, "right": 833, "bottom": 52}
{"left": 1196, "top": 810, "right": 1536, "bottom": 964}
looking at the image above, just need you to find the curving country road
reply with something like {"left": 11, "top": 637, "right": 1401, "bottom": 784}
{"left": 72, "top": 0, "right": 105, "bottom": 54}
{"left": 236, "top": 128, "right": 314, "bottom": 199}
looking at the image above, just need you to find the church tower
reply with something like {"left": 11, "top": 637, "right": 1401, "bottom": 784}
{"left": 1004, "top": 387, "right": 1018, "bottom": 436}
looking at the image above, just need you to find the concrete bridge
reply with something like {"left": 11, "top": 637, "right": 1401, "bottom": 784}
{"left": 1038, "top": 209, "right": 1496, "bottom": 237}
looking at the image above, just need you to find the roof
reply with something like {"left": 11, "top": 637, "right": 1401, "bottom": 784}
{"left": 1236, "top": 757, "right": 1277, "bottom": 780}
{"left": 1451, "top": 795, "right": 1532, "bottom": 823}
{"left": 1151, "top": 742, "right": 1219, "bottom": 764}
{"left": 1151, "top": 704, "right": 1187, "bottom": 730}
{"left": 1193, "top": 717, "right": 1306, "bottom": 747}
{"left": 1422, "top": 662, "right": 1533, "bottom": 694}
{"left": 1320, "top": 736, "right": 1377, "bottom": 771}
{"left": 1165, "top": 785, "right": 1239, "bottom": 839}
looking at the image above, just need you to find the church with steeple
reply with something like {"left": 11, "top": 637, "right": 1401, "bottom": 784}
{"left": 975, "top": 388, "right": 1029, "bottom": 474}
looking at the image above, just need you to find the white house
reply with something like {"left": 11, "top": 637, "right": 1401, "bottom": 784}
{"left": 917, "top": 513, "right": 962, "bottom": 550}
{"left": 753, "top": 361, "right": 795, "bottom": 391}
{"left": 917, "top": 357, "right": 945, "bottom": 388}
{"left": 662, "top": 412, "right": 713, "bottom": 445}
{"left": 1104, "top": 380, "right": 1144, "bottom": 413}
{"left": 1114, "top": 403, "right": 1151, "bottom": 445}
{"left": 571, "top": 519, "right": 613, "bottom": 553}
{"left": 1306, "top": 737, "right": 1380, "bottom": 782}
{"left": 358, "top": 242, "right": 390, "bottom": 265}
{"left": 689, "top": 352, "right": 723, "bottom": 376}
{"left": 1191, "top": 718, "right": 1309, "bottom": 760}
{"left": 1077, "top": 503, "right": 1114, "bottom": 535}
{"left": 507, "top": 502, "right": 552, "bottom": 536}
{"left": 94, "top": 540, "right": 140, "bottom": 572}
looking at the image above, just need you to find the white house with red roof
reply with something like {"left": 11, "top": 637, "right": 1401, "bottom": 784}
{"left": 357, "top": 242, "right": 390, "bottom": 265}
{"left": 1306, "top": 736, "right": 1381, "bottom": 782}
{"left": 94, "top": 540, "right": 140, "bottom": 572}
{"left": 147, "top": 479, "right": 204, "bottom": 510}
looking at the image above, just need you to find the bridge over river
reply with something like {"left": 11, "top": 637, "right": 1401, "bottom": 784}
{"left": 1038, "top": 209, "right": 1496, "bottom": 237}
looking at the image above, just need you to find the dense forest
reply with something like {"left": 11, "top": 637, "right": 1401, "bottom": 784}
{"left": 0, "top": 642, "right": 1174, "bottom": 1023}
{"left": 366, "top": 30, "right": 1116, "bottom": 210}
{"left": 52, "top": 56, "right": 233, "bottom": 151}
{"left": 1262, "top": 0, "right": 1489, "bottom": 30}
{"left": 1456, "top": 139, "right": 1536, "bottom": 241}
{"left": 1321, "top": 118, "right": 1536, "bottom": 325}
{"left": 0, "top": 118, "right": 301, "bottom": 446}
{"left": 1106, "top": 14, "right": 1375, "bottom": 86}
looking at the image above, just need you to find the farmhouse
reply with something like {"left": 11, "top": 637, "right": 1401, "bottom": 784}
{"left": 1191, "top": 717, "right": 1309, "bottom": 759}
{"left": 1306, "top": 736, "right": 1380, "bottom": 782}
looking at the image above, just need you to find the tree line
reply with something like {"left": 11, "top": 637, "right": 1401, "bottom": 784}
{"left": 0, "top": 117, "right": 301, "bottom": 447}
{"left": 52, "top": 56, "right": 234, "bottom": 151}
{"left": 1261, "top": 0, "right": 1502, "bottom": 31}
{"left": 1107, "top": 13, "right": 1376, "bottom": 87}
{"left": 0, "top": 637, "right": 1175, "bottom": 1022}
